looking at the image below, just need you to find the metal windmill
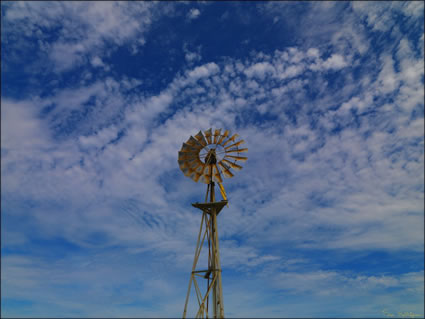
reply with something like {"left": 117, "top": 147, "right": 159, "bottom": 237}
{"left": 178, "top": 128, "right": 248, "bottom": 318}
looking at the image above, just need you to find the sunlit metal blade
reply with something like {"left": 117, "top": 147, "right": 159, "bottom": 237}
{"left": 180, "top": 142, "right": 199, "bottom": 153}
{"left": 213, "top": 129, "right": 221, "bottom": 144}
{"left": 218, "top": 160, "right": 229, "bottom": 170}
{"left": 195, "top": 163, "right": 206, "bottom": 174}
{"left": 178, "top": 160, "right": 188, "bottom": 170}
{"left": 194, "top": 131, "right": 208, "bottom": 147}
{"left": 222, "top": 133, "right": 239, "bottom": 147}
{"left": 179, "top": 159, "right": 197, "bottom": 170}
{"left": 182, "top": 167, "right": 192, "bottom": 177}
{"left": 225, "top": 148, "right": 248, "bottom": 154}
{"left": 178, "top": 151, "right": 198, "bottom": 161}
{"left": 224, "top": 155, "right": 248, "bottom": 162}
{"left": 200, "top": 174, "right": 211, "bottom": 184}
{"left": 203, "top": 164, "right": 212, "bottom": 176}
{"left": 184, "top": 162, "right": 203, "bottom": 178}
{"left": 188, "top": 160, "right": 202, "bottom": 171}
{"left": 204, "top": 128, "right": 212, "bottom": 144}
{"left": 189, "top": 171, "right": 202, "bottom": 182}
{"left": 183, "top": 158, "right": 198, "bottom": 169}
{"left": 200, "top": 164, "right": 212, "bottom": 184}
{"left": 217, "top": 129, "right": 231, "bottom": 145}
{"left": 224, "top": 140, "right": 245, "bottom": 150}
{"left": 222, "top": 158, "right": 243, "bottom": 171}
{"left": 218, "top": 161, "right": 234, "bottom": 178}
{"left": 212, "top": 164, "right": 223, "bottom": 183}
{"left": 186, "top": 136, "right": 203, "bottom": 149}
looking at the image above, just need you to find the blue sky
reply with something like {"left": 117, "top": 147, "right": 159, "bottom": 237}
{"left": 1, "top": 1, "right": 424, "bottom": 318}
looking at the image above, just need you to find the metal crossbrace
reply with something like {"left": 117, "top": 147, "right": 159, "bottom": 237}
{"left": 195, "top": 275, "right": 217, "bottom": 318}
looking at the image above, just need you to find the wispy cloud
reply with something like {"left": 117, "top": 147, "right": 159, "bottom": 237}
{"left": 2, "top": 2, "right": 157, "bottom": 72}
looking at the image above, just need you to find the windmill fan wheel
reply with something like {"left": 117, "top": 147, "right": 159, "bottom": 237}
{"left": 178, "top": 128, "right": 248, "bottom": 184}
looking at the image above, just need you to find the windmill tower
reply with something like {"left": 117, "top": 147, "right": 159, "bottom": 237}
{"left": 178, "top": 128, "right": 248, "bottom": 318}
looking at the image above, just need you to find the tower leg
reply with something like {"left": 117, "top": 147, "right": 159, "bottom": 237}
{"left": 212, "top": 209, "right": 224, "bottom": 317}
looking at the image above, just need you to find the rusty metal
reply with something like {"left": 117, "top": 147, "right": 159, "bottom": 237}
{"left": 223, "top": 155, "right": 247, "bottom": 162}
{"left": 221, "top": 159, "right": 242, "bottom": 171}
{"left": 224, "top": 139, "right": 245, "bottom": 150}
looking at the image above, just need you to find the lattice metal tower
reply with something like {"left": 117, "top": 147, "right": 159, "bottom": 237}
{"left": 178, "top": 128, "right": 248, "bottom": 318}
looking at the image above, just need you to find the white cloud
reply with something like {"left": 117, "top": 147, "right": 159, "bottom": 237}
{"left": 271, "top": 269, "right": 424, "bottom": 300}
{"left": 352, "top": 2, "right": 424, "bottom": 33}
{"left": 185, "top": 51, "right": 201, "bottom": 63}
{"left": 185, "top": 62, "right": 220, "bottom": 82}
{"left": 187, "top": 8, "right": 201, "bottom": 20}
{"left": 244, "top": 62, "right": 275, "bottom": 79}
{"left": 322, "top": 53, "right": 347, "bottom": 70}
{"left": 183, "top": 43, "right": 202, "bottom": 64}
{"left": 352, "top": 2, "right": 395, "bottom": 32}
{"left": 1, "top": 100, "right": 51, "bottom": 150}
{"left": 3, "top": 2, "right": 156, "bottom": 72}
{"left": 79, "top": 126, "right": 118, "bottom": 149}
{"left": 307, "top": 47, "right": 320, "bottom": 58}
{"left": 90, "top": 56, "right": 107, "bottom": 69}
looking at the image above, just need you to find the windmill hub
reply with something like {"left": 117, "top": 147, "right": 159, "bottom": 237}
{"left": 205, "top": 149, "right": 217, "bottom": 164}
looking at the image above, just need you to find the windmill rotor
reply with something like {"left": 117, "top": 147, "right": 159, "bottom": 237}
{"left": 178, "top": 128, "right": 248, "bottom": 185}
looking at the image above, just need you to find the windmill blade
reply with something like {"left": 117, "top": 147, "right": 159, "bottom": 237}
{"left": 217, "top": 130, "right": 231, "bottom": 145}
{"left": 222, "top": 133, "right": 239, "bottom": 147}
{"left": 181, "top": 156, "right": 199, "bottom": 167}
{"left": 194, "top": 131, "right": 208, "bottom": 147}
{"left": 225, "top": 148, "right": 248, "bottom": 154}
{"left": 212, "top": 164, "right": 223, "bottom": 183}
{"left": 224, "top": 140, "right": 245, "bottom": 150}
{"left": 199, "top": 174, "right": 211, "bottom": 184}
{"left": 180, "top": 142, "right": 199, "bottom": 153}
{"left": 178, "top": 151, "right": 198, "bottom": 161}
{"left": 189, "top": 171, "right": 202, "bottom": 182}
{"left": 200, "top": 165, "right": 212, "bottom": 184}
{"left": 187, "top": 160, "right": 207, "bottom": 175}
{"left": 221, "top": 159, "right": 243, "bottom": 171}
{"left": 218, "top": 161, "right": 234, "bottom": 178}
{"left": 194, "top": 159, "right": 206, "bottom": 172}
{"left": 204, "top": 128, "right": 213, "bottom": 144}
{"left": 224, "top": 155, "right": 248, "bottom": 162}
{"left": 186, "top": 136, "right": 203, "bottom": 149}
{"left": 218, "top": 159, "right": 229, "bottom": 170}
{"left": 187, "top": 160, "right": 202, "bottom": 171}
{"left": 184, "top": 163, "right": 203, "bottom": 178}
{"left": 182, "top": 167, "right": 192, "bottom": 177}
{"left": 213, "top": 129, "right": 221, "bottom": 144}
{"left": 203, "top": 164, "right": 212, "bottom": 177}
{"left": 178, "top": 160, "right": 188, "bottom": 170}
{"left": 179, "top": 158, "right": 198, "bottom": 170}
{"left": 195, "top": 163, "right": 205, "bottom": 173}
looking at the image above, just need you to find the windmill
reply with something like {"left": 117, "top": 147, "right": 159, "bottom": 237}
{"left": 178, "top": 128, "right": 248, "bottom": 318}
